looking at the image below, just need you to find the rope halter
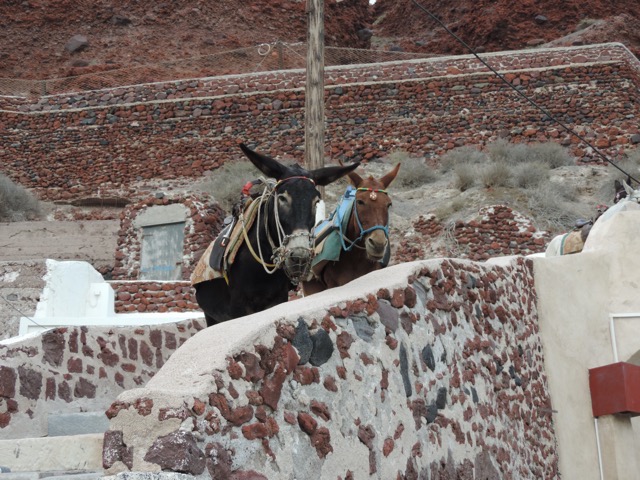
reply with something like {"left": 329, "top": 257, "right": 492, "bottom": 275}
{"left": 249, "top": 176, "right": 317, "bottom": 284}
{"left": 339, "top": 186, "right": 391, "bottom": 252}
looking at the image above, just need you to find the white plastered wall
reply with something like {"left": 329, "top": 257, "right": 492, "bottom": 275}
{"left": 533, "top": 210, "right": 640, "bottom": 480}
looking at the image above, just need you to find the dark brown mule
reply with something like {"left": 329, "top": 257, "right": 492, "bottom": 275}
{"left": 302, "top": 163, "right": 400, "bottom": 295}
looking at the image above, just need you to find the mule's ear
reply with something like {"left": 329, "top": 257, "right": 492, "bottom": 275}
{"left": 346, "top": 169, "right": 364, "bottom": 187}
{"left": 623, "top": 178, "right": 634, "bottom": 196}
{"left": 614, "top": 179, "right": 623, "bottom": 191}
{"left": 240, "top": 143, "right": 288, "bottom": 180}
{"left": 380, "top": 163, "right": 401, "bottom": 189}
{"left": 337, "top": 159, "right": 364, "bottom": 186}
{"left": 310, "top": 162, "right": 360, "bottom": 187}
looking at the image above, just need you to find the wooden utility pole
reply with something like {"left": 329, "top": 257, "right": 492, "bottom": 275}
{"left": 305, "top": 0, "right": 325, "bottom": 196}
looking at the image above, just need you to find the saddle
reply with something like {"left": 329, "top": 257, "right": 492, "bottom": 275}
{"left": 190, "top": 197, "right": 261, "bottom": 285}
{"left": 209, "top": 216, "right": 236, "bottom": 272}
{"left": 558, "top": 230, "right": 584, "bottom": 255}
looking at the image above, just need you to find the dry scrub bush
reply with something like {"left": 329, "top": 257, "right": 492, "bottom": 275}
{"left": 389, "top": 152, "right": 438, "bottom": 189}
{"left": 439, "top": 146, "right": 487, "bottom": 173}
{"left": 487, "top": 139, "right": 574, "bottom": 168}
{"left": 486, "top": 139, "right": 527, "bottom": 165}
{"left": 526, "top": 142, "right": 574, "bottom": 168}
{"left": 199, "top": 161, "right": 260, "bottom": 213}
{"left": 434, "top": 197, "right": 465, "bottom": 221}
{"left": 480, "top": 162, "right": 512, "bottom": 188}
{"left": 438, "top": 141, "right": 587, "bottom": 231}
{"left": 453, "top": 163, "right": 477, "bottom": 191}
{"left": 527, "top": 182, "right": 589, "bottom": 231}
{"left": 0, "top": 174, "right": 42, "bottom": 222}
{"left": 440, "top": 146, "right": 487, "bottom": 191}
{"left": 444, "top": 140, "right": 571, "bottom": 192}
{"left": 512, "top": 162, "right": 550, "bottom": 189}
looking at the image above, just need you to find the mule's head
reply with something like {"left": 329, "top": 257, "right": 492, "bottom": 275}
{"left": 612, "top": 177, "right": 640, "bottom": 207}
{"left": 618, "top": 177, "right": 640, "bottom": 204}
{"left": 613, "top": 177, "right": 632, "bottom": 204}
{"left": 346, "top": 163, "right": 400, "bottom": 263}
{"left": 240, "top": 143, "right": 359, "bottom": 282}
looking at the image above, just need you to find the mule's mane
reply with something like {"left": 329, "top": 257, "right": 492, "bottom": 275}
{"left": 283, "top": 163, "right": 311, "bottom": 179}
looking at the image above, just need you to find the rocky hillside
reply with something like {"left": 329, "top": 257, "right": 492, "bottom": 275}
{"left": 0, "top": 0, "right": 371, "bottom": 80}
{"left": 372, "top": 0, "right": 640, "bottom": 56}
{"left": 2, "top": 0, "right": 640, "bottom": 80}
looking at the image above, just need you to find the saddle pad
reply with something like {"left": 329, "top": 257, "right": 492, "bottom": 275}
{"left": 310, "top": 187, "right": 356, "bottom": 274}
{"left": 190, "top": 200, "right": 261, "bottom": 285}
{"left": 312, "top": 229, "right": 343, "bottom": 268}
{"left": 560, "top": 230, "right": 584, "bottom": 255}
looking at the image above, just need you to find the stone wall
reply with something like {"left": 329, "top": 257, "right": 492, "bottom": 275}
{"left": 395, "top": 205, "right": 548, "bottom": 263}
{"left": 113, "top": 193, "right": 224, "bottom": 281}
{"left": 110, "top": 281, "right": 199, "bottom": 313}
{"left": 105, "top": 204, "right": 549, "bottom": 316}
{"left": 2, "top": 43, "right": 640, "bottom": 202}
{"left": 0, "top": 261, "right": 47, "bottom": 340}
{"left": 103, "top": 257, "right": 558, "bottom": 478}
{"left": 0, "top": 318, "right": 205, "bottom": 440}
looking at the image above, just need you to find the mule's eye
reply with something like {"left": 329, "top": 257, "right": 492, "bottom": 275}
{"left": 278, "top": 195, "right": 289, "bottom": 206}
{"left": 357, "top": 200, "right": 365, "bottom": 206}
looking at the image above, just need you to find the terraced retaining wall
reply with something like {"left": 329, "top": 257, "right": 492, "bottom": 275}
{"left": 1, "top": 43, "right": 639, "bottom": 202}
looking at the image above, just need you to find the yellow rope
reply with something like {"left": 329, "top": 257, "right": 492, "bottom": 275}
{"left": 240, "top": 213, "right": 277, "bottom": 269}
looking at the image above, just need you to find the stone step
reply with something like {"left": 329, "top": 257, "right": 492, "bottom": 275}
{"left": 0, "top": 471, "right": 103, "bottom": 480}
{"left": 48, "top": 412, "right": 109, "bottom": 437}
{"left": 0, "top": 433, "right": 103, "bottom": 473}
{"left": 46, "top": 473, "right": 103, "bottom": 480}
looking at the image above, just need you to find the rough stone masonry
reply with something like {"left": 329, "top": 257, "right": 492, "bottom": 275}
{"left": 103, "top": 257, "right": 558, "bottom": 479}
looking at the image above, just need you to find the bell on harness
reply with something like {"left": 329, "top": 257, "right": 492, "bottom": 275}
{"left": 232, "top": 179, "right": 265, "bottom": 218}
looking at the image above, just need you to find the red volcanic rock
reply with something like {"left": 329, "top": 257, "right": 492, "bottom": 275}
{"left": 297, "top": 412, "right": 317, "bottom": 435}
{"left": 0, "top": 0, "right": 371, "bottom": 81}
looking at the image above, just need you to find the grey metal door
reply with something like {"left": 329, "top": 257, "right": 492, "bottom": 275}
{"left": 140, "top": 222, "right": 185, "bottom": 280}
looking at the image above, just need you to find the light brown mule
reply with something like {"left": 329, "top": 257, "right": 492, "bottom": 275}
{"left": 302, "top": 163, "right": 400, "bottom": 295}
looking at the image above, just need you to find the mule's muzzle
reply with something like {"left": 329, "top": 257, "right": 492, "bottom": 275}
{"left": 273, "top": 231, "right": 314, "bottom": 284}
{"left": 365, "top": 231, "right": 389, "bottom": 262}
{"left": 283, "top": 246, "right": 313, "bottom": 284}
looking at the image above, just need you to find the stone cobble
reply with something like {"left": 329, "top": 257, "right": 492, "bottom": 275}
{"left": 110, "top": 281, "right": 199, "bottom": 313}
